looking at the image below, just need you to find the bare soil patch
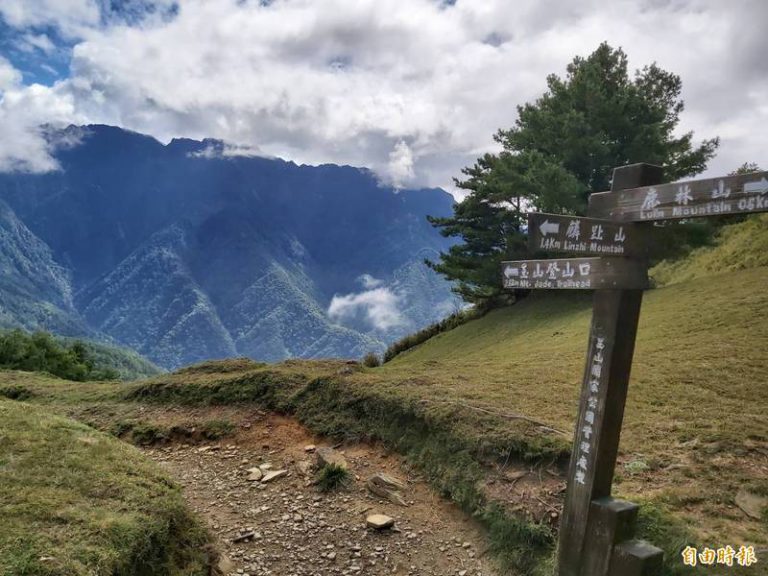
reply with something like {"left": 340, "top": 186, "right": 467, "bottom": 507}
{"left": 142, "top": 408, "right": 501, "bottom": 576}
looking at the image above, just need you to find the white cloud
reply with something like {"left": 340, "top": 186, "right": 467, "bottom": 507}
{"left": 358, "top": 274, "right": 384, "bottom": 289}
{"left": 0, "top": 56, "right": 21, "bottom": 90}
{"left": 188, "top": 141, "right": 264, "bottom": 159}
{"left": 20, "top": 33, "right": 57, "bottom": 54}
{"left": 0, "top": 57, "right": 82, "bottom": 171}
{"left": 0, "top": 0, "right": 766, "bottom": 186}
{"left": 0, "top": 0, "right": 99, "bottom": 38}
{"left": 328, "top": 287, "right": 406, "bottom": 331}
{"left": 386, "top": 140, "right": 415, "bottom": 188}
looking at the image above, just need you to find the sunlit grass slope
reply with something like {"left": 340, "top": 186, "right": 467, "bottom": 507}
{"left": 0, "top": 399, "right": 212, "bottom": 576}
{"left": 651, "top": 214, "right": 768, "bottom": 286}
{"left": 370, "top": 216, "right": 768, "bottom": 550}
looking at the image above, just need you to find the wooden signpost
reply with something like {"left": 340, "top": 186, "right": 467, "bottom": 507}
{"left": 527, "top": 213, "right": 642, "bottom": 258}
{"left": 589, "top": 170, "right": 768, "bottom": 222}
{"left": 502, "top": 257, "right": 647, "bottom": 290}
{"left": 501, "top": 163, "right": 768, "bottom": 576}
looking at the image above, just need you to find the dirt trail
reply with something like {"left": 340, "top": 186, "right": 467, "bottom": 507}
{"left": 143, "top": 408, "right": 500, "bottom": 576}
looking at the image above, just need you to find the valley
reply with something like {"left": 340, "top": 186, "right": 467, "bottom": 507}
{"left": 0, "top": 125, "right": 457, "bottom": 369}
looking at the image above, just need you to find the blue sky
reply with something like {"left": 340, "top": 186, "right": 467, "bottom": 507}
{"left": 0, "top": 0, "right": 766, "bottom": 193}
{"left": 0, "top": 21, "right": 70, "bottom": 85}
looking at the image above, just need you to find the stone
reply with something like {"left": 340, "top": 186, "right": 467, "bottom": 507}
{"left": 304, "top": 444, "right": 316, "bottom": 453}
{"left": 295, "top": 460, "right": 314, "bottom": 477}
{"left": 231, "top": 531, "right": 256, "bottom": 543}
{"left": 261, "top": 469, "right": 288, "bottom": 483}
{"left": 316, "top": 447, "right": 348, "bottom": 470}
{"left": 366, "top": 514, "right": 395, "bottom": 530}
{"left": 735, "top": 489, "right": 768, "bottom": 520}
{"left": 366, "top": 473, "right": 407, "bottom": 506}
{"left": 217, "top": 553, "right": 235, "bottom": 574}
{"left": 246, "top": 468, "right": 263, "bottom": 482}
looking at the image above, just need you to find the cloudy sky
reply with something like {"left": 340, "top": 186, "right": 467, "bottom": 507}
{"left": 0, "top": 0, "right": 765, "bottom": 194}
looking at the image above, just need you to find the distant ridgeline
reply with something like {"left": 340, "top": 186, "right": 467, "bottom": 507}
{"left": 0, "top": 125, "right": 456, "bottom": 369}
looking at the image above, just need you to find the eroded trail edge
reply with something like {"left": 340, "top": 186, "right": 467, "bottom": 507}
{"left": 143, "top": 407, "right": 499, "bottom": 576}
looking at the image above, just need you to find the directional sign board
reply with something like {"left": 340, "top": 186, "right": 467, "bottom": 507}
{"left": 501, "top": 257, "right": 648, "bottom": 290}
{"left": 528, "top": 213, "right": 642, "bottom": 257}
{"left": 589, "top": 170, "right": 768, "bottom": 222}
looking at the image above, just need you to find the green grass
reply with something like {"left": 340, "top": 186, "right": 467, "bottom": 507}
{"left": 4, "top": 215, "right": 767, "bottom": 576}
{"left": 651, "top": 214, "right": 768, "bottom": 286}
{"left": 0, "top": 399, "right": 213, "bottom": 576}
{"left": 315, "top": 463, "right": 351, "bottom": 492}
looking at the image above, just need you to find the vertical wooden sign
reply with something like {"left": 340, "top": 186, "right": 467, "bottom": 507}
{"left": 556, "top": 164, "right": 664, "bottom": 576}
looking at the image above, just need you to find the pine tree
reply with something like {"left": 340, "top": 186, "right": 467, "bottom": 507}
{"left": 428, "top": 43, "right": 719, "bottom": 305}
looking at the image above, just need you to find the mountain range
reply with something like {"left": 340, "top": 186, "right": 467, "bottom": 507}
{"left": 0, "top": 125, "right": 457, "bottom": 369}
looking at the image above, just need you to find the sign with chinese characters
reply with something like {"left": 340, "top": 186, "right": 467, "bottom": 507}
{"left": 558, "top": 326, "right": 612, "bottom": 572}
{"left": 501, "top": 257, "right": 648, "bottom": 290}
{"left": 588, "top": 171, "right": 768, "bottom": 222}
{"left": 572, "top": 332, "right": 607, "bottom": 488}
{"left": 528, "top": 213, "right": 642, "bottom": 257}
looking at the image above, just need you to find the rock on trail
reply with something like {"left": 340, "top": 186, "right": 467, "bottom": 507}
{"left": 143, "top": 411, "right": 496, "bottom": 576}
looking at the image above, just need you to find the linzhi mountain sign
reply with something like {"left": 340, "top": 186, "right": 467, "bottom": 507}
{"left": 502, "top": 257, "right": 648, "bottom": 291}
{"left": 589, "top": 170, "right": 768, "bottom": 222}
{"left": 527, "top": 213, "right": 642, "bottom": 258}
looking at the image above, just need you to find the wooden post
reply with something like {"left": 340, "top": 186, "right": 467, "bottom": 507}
{"left": 556, "top": 164, "right": 664, "bottom": 576}
{"left": 580, "top": 498, "right": 639, "bottom": 575}
{"left": 609, "top": 540, "right": 665, "bottom": 576}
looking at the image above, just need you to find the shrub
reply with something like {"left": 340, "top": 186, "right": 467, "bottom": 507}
{"left": 0, "top": 385, "right": 33, "bottom": 401}
{"left": 0, "top": 329, "right": 120, "bottom": 382}
{"left": 383, "top": 308, "right": 479, "bottom": 362}
{"left": 200, "top": 419, "right": 235, "bottom": 440}
{"left": 315, "top": 464, "right": 351, "bottom": 492}
{"left": 110, "top": 420, "right": 135, "bottom": 438}
{"left": 362, "top": 352, "right": 381, "bottom": 368}
{"left": 130, "top": 423, "right": 167, "bottom": 445}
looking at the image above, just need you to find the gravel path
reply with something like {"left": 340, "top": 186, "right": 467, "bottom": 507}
{"left": 144, "top": 411, "right": 500, "bottom": 576}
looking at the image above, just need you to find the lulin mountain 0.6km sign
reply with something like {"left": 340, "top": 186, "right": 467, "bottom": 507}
{"left": 589, "top": 170, "right": 768, "bottom": 222}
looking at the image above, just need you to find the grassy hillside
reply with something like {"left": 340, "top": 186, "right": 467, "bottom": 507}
{"left": 374, "top": 266, "right": 767, "bottom": 524}
{"left": 0, "top": 399, "right": 212, "bottom": 576}
{"left": 117, "top": 215, "right": 768, "bottom": 574}
{"left": 5, "top": 215, "right": 766, "bottom": 576}
{"left": 371, "top": 217, "right": 768, "bottom": 544}
{"left": 650, "top": 214, "right": 768, "bottom": 286}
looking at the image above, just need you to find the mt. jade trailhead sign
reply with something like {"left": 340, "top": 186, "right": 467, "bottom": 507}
{"left": 501, "top": 164, "right": 768, "bottom": 576}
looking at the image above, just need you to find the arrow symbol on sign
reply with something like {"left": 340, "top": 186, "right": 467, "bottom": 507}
{"left": 744, "top": 177, "right": 768, "bottom": 195}
{"left": 539, "top": 220, "right": 560, "bottom": 236}
{"left": 504, "top": 266, "right": 520, "bottom": 278}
